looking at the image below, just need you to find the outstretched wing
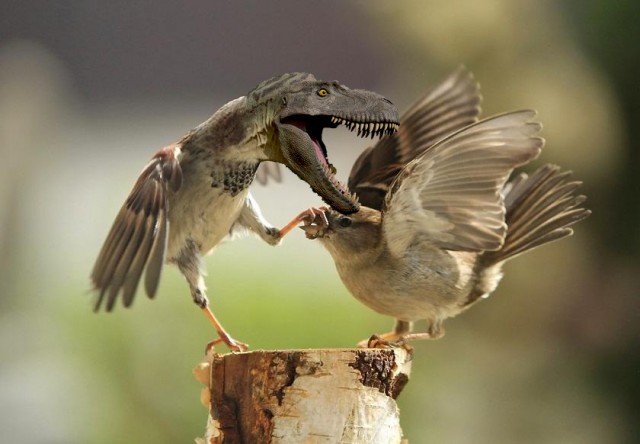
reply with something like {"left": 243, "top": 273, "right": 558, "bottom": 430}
{"left": 348, "top": 67, "right": 482, "bottom": 210}
{"left": 91, "top": 145, "right": 182, "bottom": 311}
{"left": 382, "top": 111, "right": 543, "bottom": 257}
{"left": 483, "top": 164, "right": 591, "bottom": 264}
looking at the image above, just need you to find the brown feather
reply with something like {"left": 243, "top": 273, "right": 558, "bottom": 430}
{"left": 482, "top": 164, "right": 591, "bottom": 265}
{"left": 349, "top": 66, "right": 482, "bottom": 210}
{"left": 91, "top": 145, "right": 182, "bottom": 311}
{"left": 382, "top": 111, "right": 543, "bottom": 256}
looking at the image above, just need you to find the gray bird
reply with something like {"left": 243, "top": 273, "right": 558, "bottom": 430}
{"left": 90, "top": 72, "right": 399, "bottom": 351}
{"left": 301, "top": 70, "right": 590, "bottom": 345}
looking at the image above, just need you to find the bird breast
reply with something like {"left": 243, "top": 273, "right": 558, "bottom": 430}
{"left": 166, "top": 163, "right": 251, "bottom": 259}
{"left": 331, "top": 242, "right": 478, "bottom": 322}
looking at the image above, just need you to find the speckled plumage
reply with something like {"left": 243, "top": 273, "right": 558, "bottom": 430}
{"left": 90, "top": 73, "right": 399, "bottom": 351}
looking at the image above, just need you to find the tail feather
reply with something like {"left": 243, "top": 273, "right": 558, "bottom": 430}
{"left": 482, "top": 164, "right": 591, "bottom": 266}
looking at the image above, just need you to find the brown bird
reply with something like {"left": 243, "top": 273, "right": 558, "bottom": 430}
{"left": 90, "top": 72, "right": 399, "bottom": 351}
{"left": 300, "top": 71, "right": 590, "bottom": 345}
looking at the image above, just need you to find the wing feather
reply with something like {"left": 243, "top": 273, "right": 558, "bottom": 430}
{"left": 382, "top": 111, "right": 543, "bottom": 257}
{"left": 91, "top": 145, "right": 181, "bottom": 311}
{"left": 348, "top": 66, "right": 482, "bottom": 210}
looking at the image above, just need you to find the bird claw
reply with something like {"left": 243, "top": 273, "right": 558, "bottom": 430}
{"left": 205, "top": 335, "right": 249, "bottom": 354}
{"left": 357, "top": 334, "right": 415, "bottom": 353}
{"left": 299, "top": 207, "right": 330, "bottom": 239}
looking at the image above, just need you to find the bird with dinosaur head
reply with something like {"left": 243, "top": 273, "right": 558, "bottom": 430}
{"left": 91, "top": 72, "right": 400, "bottom": 351}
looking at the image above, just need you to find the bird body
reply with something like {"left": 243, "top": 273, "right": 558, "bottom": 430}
{"left": 301, "top": 69, "right": 590, "bottom": 342}
{"left": 326, "top": 217, "right": 481, "bottom": 325}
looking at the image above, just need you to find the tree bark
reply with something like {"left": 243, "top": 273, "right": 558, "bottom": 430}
{"left": 194, "top": 348, "right": 412, "bottom": 444}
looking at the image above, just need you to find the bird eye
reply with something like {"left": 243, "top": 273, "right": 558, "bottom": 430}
{"left": 317, "top": 88, "right": 328, "bottom": 97}
{"left": 339, "top": 217, "right": 352, "bottom": 228}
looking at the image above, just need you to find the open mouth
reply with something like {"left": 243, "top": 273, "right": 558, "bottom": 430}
{"left": 281, "top": 114, "right": 399, "bottom": 209}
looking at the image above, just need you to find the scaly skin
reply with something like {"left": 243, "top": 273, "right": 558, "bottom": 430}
{"left": 90, "top": 72, "right": 399, "bottom": 351}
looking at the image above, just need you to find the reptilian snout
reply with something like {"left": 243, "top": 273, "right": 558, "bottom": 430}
{"left": 276, "top": 80, "right": 399, "bottom": 214}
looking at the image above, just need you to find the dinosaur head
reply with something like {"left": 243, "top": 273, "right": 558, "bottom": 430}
{"left": 249, "top": 73, "right": 399, "bottom": 214}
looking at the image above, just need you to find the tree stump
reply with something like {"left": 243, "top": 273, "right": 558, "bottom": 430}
{"left": 194, "top": 348, "right": 412, "bottom": 444}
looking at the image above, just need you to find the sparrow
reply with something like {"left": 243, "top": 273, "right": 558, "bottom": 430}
{"left": 300, "top": 70, "right": 590, "bottom": 344}
{"left": 90, "top": 72, "right": 399, "bottom": 351}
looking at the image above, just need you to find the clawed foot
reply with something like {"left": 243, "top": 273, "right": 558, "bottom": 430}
{"left": 200, "top": 305, "right": 249, "bottom": 353}
{"left": 205, "top": 335, "right": 249, "bottom": 354}
{"left": 275, "top": 207, "right": 329, "bottom": 240}
{"left": 357, "top": 332, "right": 437, "bottom": 350}
{"left": 298, "top": 207, "right": 330, "bottom": 239}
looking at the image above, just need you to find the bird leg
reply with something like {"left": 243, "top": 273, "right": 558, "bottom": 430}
{"left": 237, "top": 195, "right": 325, "bottom": 244}
{"left": 175, "top": 244, "right": 248, "bottom": 353}
{"left": 358, "top": 320, "right": 442, "bottom": 348}
{"left": 298, "top": 207, "right": 331, "bottom": 239}
{"left": 193, "top": 289, "right": 249, "bottom": 353}
{"left": 278, "top": 207, "right": 329, "bottom": 239}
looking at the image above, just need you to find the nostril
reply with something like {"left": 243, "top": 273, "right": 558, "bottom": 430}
{"left": 383, "top": 97, "right": 393, "bottom": 105}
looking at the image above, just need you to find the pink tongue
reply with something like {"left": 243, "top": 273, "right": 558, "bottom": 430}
{"left": 313, "top": 139, "right": 328, "bottom": 166}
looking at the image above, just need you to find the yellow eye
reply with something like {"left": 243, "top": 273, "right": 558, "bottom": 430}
{"left": 317, "top": 88, "right": 328, "bottom": 97}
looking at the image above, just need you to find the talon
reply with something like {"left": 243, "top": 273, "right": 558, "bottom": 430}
{"left": 298, "top": 207, "right": 331, "bottom": 239}
{"left": 201, "top": 306, "right": 249, "bottom": 353}
{"left": 299, "top": 208, "right": 319, "bottom": 225}
{"left": 205, "top": 336, "right": 248, "bottom": 354}
{"left": 300, "top": 207, "right": 327, "bottom": 225}
{"left": 277, "top": 207, "right": 327, "bottom": 239}
{"left": 225, "top": 338, "right": 249, "bottom": 353}
{"left": 357, "top": 334, "right": 393, "bottom": 349}
{"left": 205, "top": 338, "right": 223, "bottom": 354}
{"left": 356, "top": 332, "right": 420, "bottom": 351}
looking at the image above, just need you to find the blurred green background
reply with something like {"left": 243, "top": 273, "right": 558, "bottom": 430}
{"left": 1, "top": 1, "right": 639, "bottom": 443}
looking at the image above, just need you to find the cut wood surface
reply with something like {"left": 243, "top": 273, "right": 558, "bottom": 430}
{"left": 194, "top": 348, "right": 413, "bottom": 444}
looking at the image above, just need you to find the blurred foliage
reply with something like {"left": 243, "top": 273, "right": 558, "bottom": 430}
{"left": 0, "top": 1, "right": 638, "bottom": 443}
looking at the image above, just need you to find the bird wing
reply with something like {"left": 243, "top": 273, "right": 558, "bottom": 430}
{"left": 255, "top": 161, "right": 282, "bottom": 185}
{"left": 382, "top": 110, "right": 543, "bottom": 257}
{"left": 348, "top": 66, "right": 482, "bottom": 210}
{"left": 90, "top": 144, "right": 183, "bottom": 311}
